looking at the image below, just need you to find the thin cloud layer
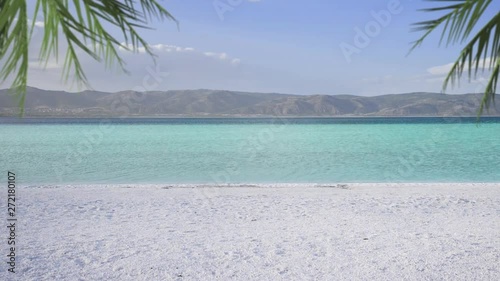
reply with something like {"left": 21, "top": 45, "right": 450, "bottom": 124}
{"left": 427, "top": 58, "right": 494, "bottom": 76}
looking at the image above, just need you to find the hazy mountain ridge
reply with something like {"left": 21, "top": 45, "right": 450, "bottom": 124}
{"left": 0, "top": 87, "right": 498, "bottom": 117}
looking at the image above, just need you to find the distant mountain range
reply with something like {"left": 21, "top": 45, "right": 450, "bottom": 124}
{"left": 0, "top": 87, "right": 498, "bottom": 117}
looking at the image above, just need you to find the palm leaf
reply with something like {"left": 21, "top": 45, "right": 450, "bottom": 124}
{"left": 0, "top": 0, "right": 177, "bottom": 116}
{"left": 0, "top": 0, "right": 29, "bottom": 116}
{"left": 411, "top": 0, "right": 500, "bottom": 116}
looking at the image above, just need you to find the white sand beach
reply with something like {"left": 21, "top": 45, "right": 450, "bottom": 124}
{"left": 3, "top": 183, "right": 500, "bottom": 280}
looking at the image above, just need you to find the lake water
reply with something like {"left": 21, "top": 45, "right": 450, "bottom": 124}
{"left": 1, "top": 117, "right": 499, "bottom": 185}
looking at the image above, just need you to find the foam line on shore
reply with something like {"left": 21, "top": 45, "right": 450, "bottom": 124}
{"left": 21, "top": 182, "right": 500, "bottom": 189}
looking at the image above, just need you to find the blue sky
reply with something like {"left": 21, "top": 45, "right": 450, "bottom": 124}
{"left": 14, "top": 0, "right": 499, "bottom": 95}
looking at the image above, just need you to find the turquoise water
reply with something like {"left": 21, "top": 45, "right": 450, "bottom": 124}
{"left": 1, "top": 118, "right": 500, "bottom": 184}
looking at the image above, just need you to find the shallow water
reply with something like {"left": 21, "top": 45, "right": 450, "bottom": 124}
{"left": 1, "top": 117, "right": 499, "bottom": 184}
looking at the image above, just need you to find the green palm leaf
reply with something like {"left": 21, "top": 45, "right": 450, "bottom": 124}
{"left": 0, "top": 0, "right": 177, "bottom": 116}
{"left": 411, "top": 0, "right": 500, "bottom": 116}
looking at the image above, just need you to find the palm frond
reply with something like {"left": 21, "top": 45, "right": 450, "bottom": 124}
{"left": 0, "top": 0, "right": 29, "bottom": 116}
{"left": 410, "top": 0, "right": 500, "bottom": 116}
{"left": 0, "top": 0, "right": 177, "bottom": 116}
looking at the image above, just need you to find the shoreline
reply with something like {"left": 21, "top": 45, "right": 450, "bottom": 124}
{"left": 3, "top": 116, "right": 500, "bottom": 119}
{"left": 3, "top": 115, "right": 500, "bottom": 118}
{"left": 20, "top": 182, "right": 500, "bottom": 189}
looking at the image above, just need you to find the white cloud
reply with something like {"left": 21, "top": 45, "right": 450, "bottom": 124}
{"left": 427, "top": 63, "right": 453, "bottom": 76}
{"left": 203, "top": 51, "right": 239, "bottom": 63}
{"left": 14, "top": 37, "right": 247, "bottom": 92}
{"left": 427, "top": 57, "right": 494, "bottom": 76}
{"left": 120, "top": 43, "right": 236, "bottom": 63}
{"left": 218, "top": 52, "right": 228, "bottom": 60}
{"left": 122, "top": 43, "right": 194, "bottom": 53}
{"left": 27, "top": 19, "right": 45, "bottom": 28}
{"left": 34, "top": 21, "right": 44, "bottom": 28}
{"left": 28, "top": 60, "right": 61, "bottom": 70}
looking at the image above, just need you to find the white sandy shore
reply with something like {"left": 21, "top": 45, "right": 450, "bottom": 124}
{"left": 2, "top": 183, "right": 499, "bottom": 280}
